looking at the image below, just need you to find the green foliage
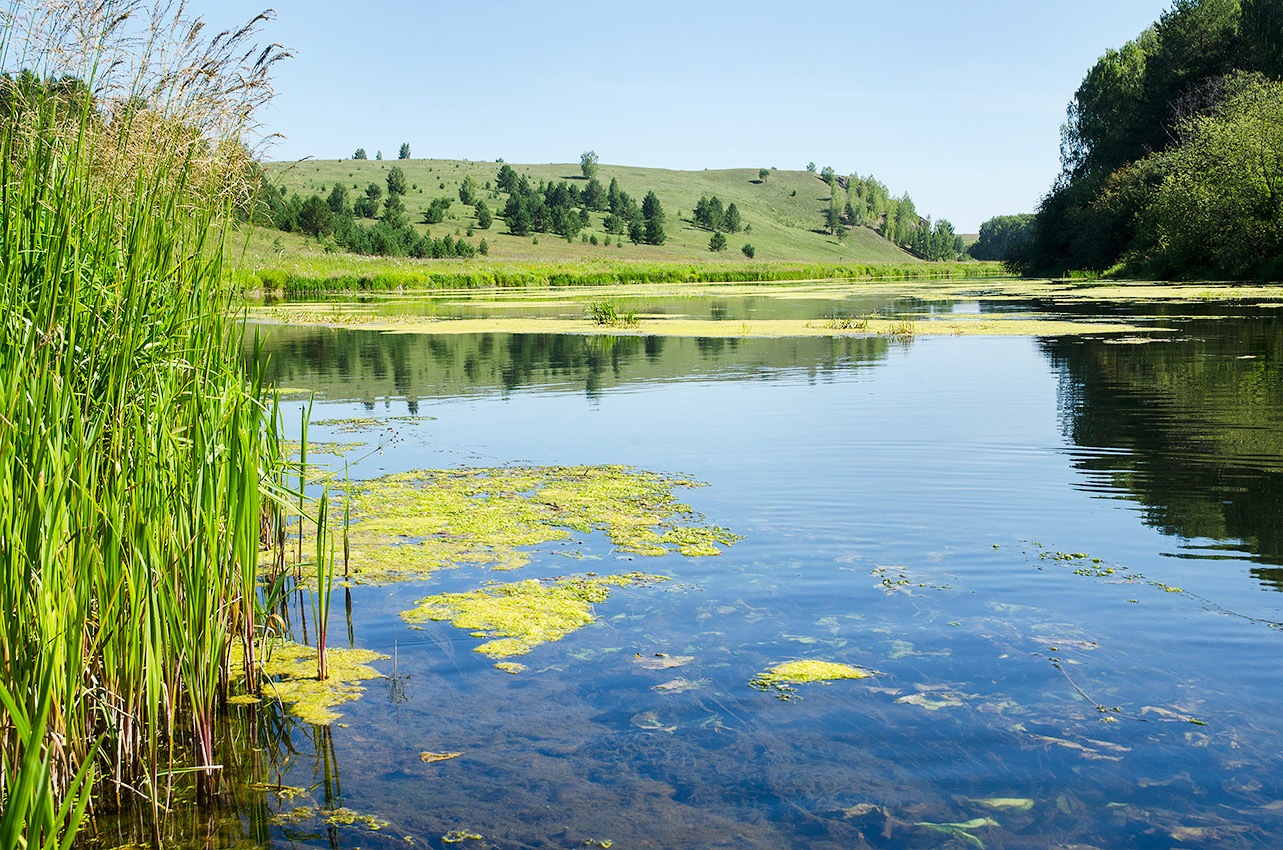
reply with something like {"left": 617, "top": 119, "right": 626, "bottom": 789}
{"left": 479, "top": 238, "right": 489, "bottom": 255}
{"left": 353, "top": 147, "right": 367, "bottom": 160}
{"left": 459, "top": 175, "right": 478, "bottom": 205}
{"left": 709, "top": 231, "right": 728, "bottom": 252}
{"left": 642, "top": 191, "right": 666, "bottom": 245}
{"left": 907, "top": 218, "right": 961, "bottom": 262}
{"left": 421, "top": 196, "right": 453, "bottom": 224}
{"left": 381, "top": 192, "right": 408, "bottom": 229}
{"left": 758, "top": 168, "right": 769, "bottom": 182}
{"left": 806, "top": 161, "right": 816, "bottom": 172}
{"left": 0, "top": 9, "right": 302, "bottom": 844}
{"left": 398, "top": 142, "right": 411, "bottom": 160}
{"left": 742, "top": 243, "right": 755, "bottom": 259}
{"left": 581, "top": 149, "right": 599, "bottom": 180}
{"left": 475, "top": 200, "right": 493, "bottom": 229}
{"left": 694, "top": 195, "right": 725, "bottom": 231}
{"left": 970, "top": 214, "right": 1035, "bottom": 261}
{"left": 386, "top": 165, "right": 408, "bottom": 196}
{"left": 582, "top": 177, "right": 607, "bottom": 210}
{"left": 1024, "top": 0, "right": 1283, "bottom": 275}
{"left": 724, "top": 202, "right": 741, "bottom": 233}
{"left": 1127, "top": 73, "right": 1283, "bottom": 278}
{"left": 326, "top": 182, "right": 350, "bottom": 216}
{"left": 496, "top": 163, "right": 518, "bottom": 192}
{"left": 299, "top": 194, "right": 334, "bottom": 237}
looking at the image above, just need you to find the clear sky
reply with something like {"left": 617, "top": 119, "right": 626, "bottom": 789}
{"left": 196, "top": 0, "right": 1171, "bottom": 233}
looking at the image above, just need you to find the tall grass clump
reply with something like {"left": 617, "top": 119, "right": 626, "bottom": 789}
{"left": 0, "top": 1, "right": 291, "bottom": 845}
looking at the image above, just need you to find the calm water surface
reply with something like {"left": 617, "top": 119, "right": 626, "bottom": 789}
{"left": 131, "top": 293, "right": 1283, "bottom": 849}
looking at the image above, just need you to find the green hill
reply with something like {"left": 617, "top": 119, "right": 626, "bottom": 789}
{"left": 262, "top": 158, "right": 917, "bottom": 264}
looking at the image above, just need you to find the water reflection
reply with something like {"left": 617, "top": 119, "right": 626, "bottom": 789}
{"left": 1041, "top": 311, "right": 1283, "bottom": 572}
{"left": 248, "top": 326, "right": 895, "bottom": 405}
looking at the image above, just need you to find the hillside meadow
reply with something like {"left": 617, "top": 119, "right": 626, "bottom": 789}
{"left": 261, "top": 158, "right": 922, "bottom": 263}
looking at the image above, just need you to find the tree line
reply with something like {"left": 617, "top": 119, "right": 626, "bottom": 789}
{"left": 497, "top": 163, "right": 666, "bottom": 245}
{"left": 255, "top": 165, "right": 483, "bottom": 258}
{"left": 806, "top": 167, "right": 963, "bottom": 261}
{"left": 1013, "top": 0, "right": 1283, "bottom": 279}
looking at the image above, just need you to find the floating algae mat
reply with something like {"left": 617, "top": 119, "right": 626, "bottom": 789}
{"left": 401, "top": 573, "right": 668, "bottom": 666}
{"left": 335, "top": 465, "right": 740, "bottom": 585}
{"left": 750, "top": 660, "right": 877, "bottom": 701}
{"left": 232, "top": 641, "right": 389, "bottom": 725}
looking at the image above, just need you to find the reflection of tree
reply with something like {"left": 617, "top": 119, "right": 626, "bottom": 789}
{"left": 1041, "top": 315, "right": 1283, "bottom": 572}
{"left": 248, "top": 329, "right": 892, "bottom": 407}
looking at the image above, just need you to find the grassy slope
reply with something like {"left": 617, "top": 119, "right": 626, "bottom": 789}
{"left": 263, "top": 158, "right": 917, "bottom": 264}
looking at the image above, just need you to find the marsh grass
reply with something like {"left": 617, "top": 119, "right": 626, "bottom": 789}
{"left": 0, "top": 2, "right": 335, "bottom": 845}
{"left": 587, "top": 300, "right": 640, "bottom": 329}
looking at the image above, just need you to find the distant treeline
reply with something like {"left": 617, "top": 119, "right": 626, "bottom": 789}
{"left": 1015, "top": 0, "right": 1283, "bottom": 279}
{"left": 237, "top": 260, "right": 1004, "bottom": 294}
{"left": 808, "top": 166, "right": 964, "bottom": 262}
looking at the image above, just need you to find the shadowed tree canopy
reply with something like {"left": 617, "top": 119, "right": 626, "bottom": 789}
{"left": 1018, "top": 0, "right": 1283, "bottom": 277}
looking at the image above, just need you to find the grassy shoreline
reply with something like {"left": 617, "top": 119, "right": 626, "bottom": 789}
{"left": 233, "top": 256, "right": 1007, "bottom": 294}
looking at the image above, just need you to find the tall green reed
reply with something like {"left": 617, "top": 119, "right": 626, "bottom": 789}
{"left": 0, "top": 2, "right": 311, "bottom": 845}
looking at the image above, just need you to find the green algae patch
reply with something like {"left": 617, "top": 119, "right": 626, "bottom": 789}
{"left": 271, "top": 805, "right": 389, "bottom": 831}
{"left": 254, "top": 309, "right": 1151, "bottom": 339}
{"left": 750, "top": 660, "right": 877, "bottom": 701}
{"left": 401, "top": 573, "right": 667, "bottom": 666}
{"left": 334, "top": 465, "right": 739, "bottom": 585}
{"left": 253, "top": 641, "right": 389, "bottom": 725}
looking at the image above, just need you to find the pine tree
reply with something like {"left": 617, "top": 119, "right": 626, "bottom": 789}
{"left": 398, "top": 142, "right": 411, "bottom": 159}
{"left": 724, "top": 203, "right": 741, "bottom": 234}
{"left": 642, "top": 191, "right": 665, "bottom": 245}
{"left": 709, "top": 231, "right": 727, "bottom": 252}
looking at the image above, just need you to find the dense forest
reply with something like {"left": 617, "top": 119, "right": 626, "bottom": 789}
{"left": 1013, "top": 0, "right": 1283, "bottom": 279}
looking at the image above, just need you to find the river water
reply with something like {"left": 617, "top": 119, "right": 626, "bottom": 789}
{"left": 125, "top": 287, "right": 1283, "bottom": 849}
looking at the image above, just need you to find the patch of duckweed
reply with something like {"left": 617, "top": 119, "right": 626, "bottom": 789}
{"left": 401, "top": 573, "right": 667, "bottom": 666}
{"left": 493, "top": 661, "right": 527, "bottom": 674}
{"left": 270, "top": 805, "right": 388, "bottom": 831}
{"left": 750, "top": 660, "right": 877, "bottom": 701}
{"left": 442, "top": 830, "right": 485, "bottom": 843}
{"left": 335, "top": 465, "right": 739, "bottom": 585}
{"left": 314, "top": 415, "right": 424, "bottom": 433}
{"left": 246, "top": 641, "right": 389, "bottom": 725}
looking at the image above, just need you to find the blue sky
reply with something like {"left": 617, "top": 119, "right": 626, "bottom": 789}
{"left": 198, "top": 0, "right": 1170, "bottom": 232}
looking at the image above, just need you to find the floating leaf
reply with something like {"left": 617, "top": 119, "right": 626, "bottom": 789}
{"left": 896, "top": 692, "right": 965, "bottom": 711}
{"left": 420, "top": 751, "right": 462, "bottom": 764}
{"left": 914, "top": 817, "right": 998, "bottom": 848}
{"left": 635, "top": 653, "right": 694, "bottom": 670}
{"left": 631, "top": 711, "right": 677, "bottom": 733}
{"left": 971, "top": 797, "right": 1034, "bottom": 813}
{"left": 653, "top": 677, "right": 708, "bottom": 693}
